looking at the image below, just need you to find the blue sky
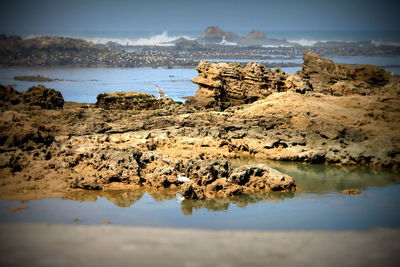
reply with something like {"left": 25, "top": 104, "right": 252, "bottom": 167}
{"left": 0, "top": 0, "right": 399, "bottom": 34}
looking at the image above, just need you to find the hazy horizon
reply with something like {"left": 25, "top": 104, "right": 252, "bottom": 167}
{"left": 1, "top": 0, "right": 399, "bottom": 36}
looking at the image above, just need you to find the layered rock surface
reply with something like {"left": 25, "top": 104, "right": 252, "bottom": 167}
{"left": 191, "top": 51, "right": 395, "bottom": 109}
{"left": 297, "top": 51, "right": 392, "bottom": 95}
{"left": 191, "top": 61, "right": 289, "bottom": 109}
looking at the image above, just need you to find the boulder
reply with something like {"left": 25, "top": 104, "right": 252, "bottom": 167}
{"left": 180, "top": 163, "right": 296, "bottom": 199}
{"left": 96, "top": 91, "right": 175, "bottom": 110}
{"left": 0, "top": 84, "right": 64, "bottom": 109}
{"left": 22, "top": 85, "right": 64, "bottom": 109}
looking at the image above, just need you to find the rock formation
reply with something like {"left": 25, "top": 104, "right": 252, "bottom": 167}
{"left": 191, "top": 61, "right": 289, "bottom": 109}
{"left": 0, "top": 84, "right": 64, "bottom": 110}
{"left": 96, "top": 91, "right": 176, "bottom": 110}
{"left": 191, "top": 51, "right": 395, "bottom": 109}
{"left": 297, "top": 51, "right": 391, "bottom": 95}
{"left": 200, "top": 26, "right": 239, "bottom": 43}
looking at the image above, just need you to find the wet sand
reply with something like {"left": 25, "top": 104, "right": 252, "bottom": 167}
{"left": 0, "top": 223, "right": 399, "bottom": 267}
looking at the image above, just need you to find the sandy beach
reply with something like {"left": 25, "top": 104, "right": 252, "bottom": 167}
{"left": 0, "top": 223, "right": 399, "bottom": 267}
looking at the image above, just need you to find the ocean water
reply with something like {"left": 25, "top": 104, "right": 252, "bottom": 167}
{"left": 0, "top": 67, "right": 198, "bottom": 103}
{"left": 0, "top": 161, "right": 399, "bottom": 230}
{"left": 1, "top": 55, "right": 399, "bottom": 103}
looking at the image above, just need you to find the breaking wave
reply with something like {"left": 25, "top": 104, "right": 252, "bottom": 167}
{"left": 84, "top": 31, "right": 194, "bottom": 46}
{"left": 218, "top": 36, "right": 237, "bottom": 46}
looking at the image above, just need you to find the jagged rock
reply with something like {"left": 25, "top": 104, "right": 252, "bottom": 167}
{"left": 191, "top": 61, "right": 288, "bottom": 109}
{"left": 0, "top": 84, "right": 64, "bottom": 109}
{"left": 22, "top": 85, "right": 64, "bottom": 109}
{"left": 297, "top": 51, "right": 391, "bottom": 95}
{"left": 96, "top": 91, "right": 175, "bottom": 110}
{"left": 180, "top": 163, "right": 295, "bottom": 199}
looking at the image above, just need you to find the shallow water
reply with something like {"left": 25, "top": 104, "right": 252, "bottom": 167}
{"left": 1, "top": 160, "right": 399, "bottom": 230}
{"left": 1, "top": 55, "right": 399, "bottom": 104}
{"left": 0, "top": 67, "right": 198, "bottom": 103}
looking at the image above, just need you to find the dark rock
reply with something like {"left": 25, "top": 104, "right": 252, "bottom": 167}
{"left": 0, "top": 84, "right": 64, "bottom": 109}
{"left": 22, "top": 85, "right": 64, "bottom": 109}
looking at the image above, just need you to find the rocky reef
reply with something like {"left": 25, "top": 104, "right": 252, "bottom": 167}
{"left": 0, "top": 52, "right": 399, "bottom": 202}
{"left": 14, "top": 75, "right": 63, "bottom": 82}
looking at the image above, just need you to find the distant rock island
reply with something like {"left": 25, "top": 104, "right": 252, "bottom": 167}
{"left": 196, "top": 26, "right": 294, "bottom": 46}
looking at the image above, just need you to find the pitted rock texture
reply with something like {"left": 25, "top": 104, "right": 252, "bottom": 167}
{"left": 297, "top": 51, "right": 391, "bottom": 95}
{"left": 96, "top": 91, "right": 176, "bottom": 110}
{"left": 0, "top": 84, "right": 64, "bottom": 110}
{"left": 191, "top": 52, "right": 394, "bottom": 109}
{"left": 191, "top": 61, "right": 289, "bottom": 109}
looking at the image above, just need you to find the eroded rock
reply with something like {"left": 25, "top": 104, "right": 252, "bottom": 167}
{"left": 297, "top": 51, "right": 391, "bottom": 95}
{"left": 0, "top": 84, "right": 64, "bottom": 109}
{"left": 96, "top": 91, "right": 177, "bottom": 110}
{"left": 191, "top": 61, "right": 289, "bottom": 109}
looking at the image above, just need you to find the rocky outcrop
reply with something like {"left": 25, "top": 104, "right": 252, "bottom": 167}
{"left": 191, "top": 52, "right": 396, "bottom": 109}
{"left": 200, "top": 26, "right": 239, "bottom": 42}
{"left": 180, "top": 162, "right": 295, "bottom": 199}
{"left": 95, "top": 91, "right": 176, "bottom": 110}
{"left": 0, "top": 84, "right": 64, "bottom": 110}
{"left": 191, "top": 61, "right": 289, "bottom": 109}
{"left": 297, "top": 51, "right": 391, "bottom": 95}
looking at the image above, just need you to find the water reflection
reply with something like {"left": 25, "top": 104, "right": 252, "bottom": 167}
{"left": 231, "top": 158, "right": 400, "bottom": 194}
{"left": 63, "top": 190, "right": 145, "bottom": 208}
{"left": 181, "top": 191, "right": 295, "bottom": 215}
{"left": 60, "top": 160, "right": 399, "bottom": 215}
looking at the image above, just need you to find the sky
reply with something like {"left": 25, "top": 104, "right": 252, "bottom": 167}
{"left": 0, "top": 0, "right": 399, "bottom": 35}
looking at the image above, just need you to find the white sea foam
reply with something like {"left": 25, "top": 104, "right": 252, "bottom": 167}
{"left": 288, "top": 39, "right": 320, "bottom": 46}
{"left": 218, "top": 36, "right": 237, "bottom": 46}
{"left": 84, "top": 31, "right": 194, "bottom": 46}
{"left": 372, "top": 40, "right": 400, "bottom": 47}
{"left": 262, "top": 44, "right": 293, "bottom": 48}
